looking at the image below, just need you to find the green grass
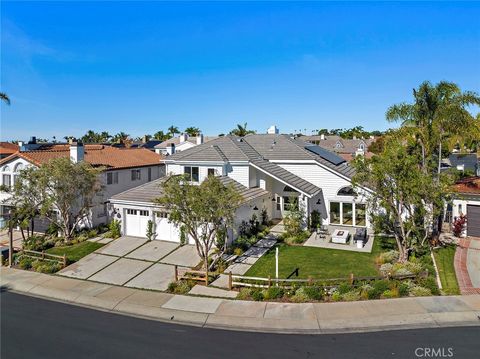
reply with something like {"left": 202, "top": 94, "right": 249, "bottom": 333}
{"left": 46, "top": 241, "right": 104, "bottom": 263}
{"left": 433, "top": 245, "right": 460, "bottom": 295}
{"left": 245, "top": 237, "right": 388, "bottom": 279}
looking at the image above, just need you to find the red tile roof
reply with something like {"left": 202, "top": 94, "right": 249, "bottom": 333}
{"left": 453, "top": 177, "right": 480, "bottom": 195}
{"left": 0, "top": 144, "right": 164, "bottom": 170}
{"left": 0, "top": 142, "right": 19, "bottom": 155}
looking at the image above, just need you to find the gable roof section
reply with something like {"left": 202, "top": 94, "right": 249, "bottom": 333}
{"left": 0, "top": 142, "right": 19, "bottom": 155}
{"left": 0, "top": 145, "right": 164, "bottom": 170}
{"left": 110, "top": 175, "right": 269, "bottom": 205}
{"left": 155, "top": 136, "right": 217, "bottom": 149}
{"left": 452, "top": 176, "right": 480, "bottom": 196}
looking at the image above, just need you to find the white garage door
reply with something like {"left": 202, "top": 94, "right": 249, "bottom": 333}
{"left": 125, "top": 209, "right": 150, "bottom": 238}
{"left": 155, "top": 212, "right": 180, "bottom": 242}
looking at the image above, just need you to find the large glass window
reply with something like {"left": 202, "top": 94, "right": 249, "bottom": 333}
{"left": 330, "top": 202, "right": 341, "bottom": 224}
{"left": 184, "top": 166, "right": 199, "bottom": 182}
{"left": 2, "top": 174, "right": 11, "bottom": 188}
{"left": 355, "top": 203, "right": 366, "bottom": 226}
{"left": 343, "top": 203, "right": 353, "bottom": 225}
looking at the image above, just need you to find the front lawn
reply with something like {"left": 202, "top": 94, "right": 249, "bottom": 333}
{"left": 433, "top": 245, "right": 460, "bottom": 295}
{"left": 245, "top": 237, "right": 387, "bottom": 279}
{"left": 46, "top": 241, "right": 104, "bottom": 263}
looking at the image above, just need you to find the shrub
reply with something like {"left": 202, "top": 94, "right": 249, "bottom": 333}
{"left": 379, "top": 263, "right": 393, "bottom": 276}
{"left": 367, "top": 280, "right": 390, "bottom": 299}
{"left": 167, "top": 281, "right": 178, "bottom": 293}
{"left": 291, "top": 287, "right": 309, "bottom": 303}
{"left": 237, "top": 288, "right": 252, "bottom": 300}
{"left": 378, "top": 250, "right": 399, "bottom": 264}
{"left": 23, "top": 235, "right": 55, "bottom": 251}
{"left": 302, "top": 285, "right": 324, "bottom": 301}
{"left": 234, "top": 236, "right": 250, "bottom": 251}
{"left": 342, "top": 290, "right": 361, "bottom": 302}
{"left": 30, "top": 259, "right": 61, "bottom": 273}
{"left": 233, "top": 247, "right": 244, "bottom": 256}
{"left": 179, "top": 225, "right": 187, "bottom": 246}
{"left": 418, "top": 277, "right": 440, "bottom": 296}
{"left": 19, "top": 257, "right": 33, "bottom": 270}
{"left": 382, "top": 287, "right": 399, "bottom": 298}
{"left": 359, "top": 284, "right": 373, "bottom": 300}
{"left": 146, "top": 220, "right": 156, "bottom": 241}
{"left": 392, "top": 267, "right": 413, "bottom": 276}
{"left": 337, "top": 282, "right": 353, "bottom": 295}
{"left": 331, "top": 291, "right": 342, "bottom": 302}
{"left": 251, "top": 288, "right": 264, "bottom": 301}
{"left": 88, "top": 229, "right": 99, "bottom": 238}
{"left": 398, "top": 282, "right": 410, "bottom": 297}
{"left": 108, "top": 220, "right": 121, "bottom": 239}
{"left": 263, "top": 286, "right": 284, "bottom": 300}
{"left": 409, "top": 286, "right": 432, "bottom": 297}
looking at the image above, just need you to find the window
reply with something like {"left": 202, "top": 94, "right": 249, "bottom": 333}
{"left": 13, "top": 175, "right": 19, "bottom": 186}
{"left": 355, "top": 203, "right": 366, "bottom": 226}
{"left": 107, "top": 172, "right": 119, "bottom": 185}
{"left": 276, "top": 196, "right": 281, "bottom": 211}
{"left": 184, "top": 166, "right": 199, "bottom": 182}
{"left": 131, "top": 169, "right": 141, "bottom": 181}
{"left": 343, "top": 203, "right": 353, "bottom": 225}
{"left": 2, "top": 174, "right": 11, "bottom": 188}
{"left": 155, "top": 211, "right": 168, "bottom": 219}
{"left": 337, "top": 186, "right": 355, "bottom": 196}
{"left": 127, "top": 209, "right": 137, "bottom": 215}
{"left": 330, "top": 202, "right": 341, "bottom": 224}
{"left": 139, "top": 210, "right": 149, "bottom": 216}
{"left": 207, "top": 168, "right": 215, "bottom": 177}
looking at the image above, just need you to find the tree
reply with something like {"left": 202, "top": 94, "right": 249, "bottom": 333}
{"left": 111, "top": 132, "right": 130, "bottom": 143}
{"left": 184, "top": 127, "right": 201, "bottom": 137}
{"left": 152, "top": 130, "right": 170, "bottom": 141}
{"left": 156, "top": 175, "right": 242, "bottom": 279}
{"left": 353, "top": 136, "right": 452, "bottom": 262}
{"left": 15, "top": 158, "right": 103, "bottom": 242}
{"left": 229, "top": 122, "right": 255, "bottom": 136}
{"left": 167, "top": 126, "right": 180, "bottom": 137}
{"left": 81, "top": 130, "right": 110, "bottom": 144}
{"left": 1, "top": 92, "right": 10, "bottom": 105}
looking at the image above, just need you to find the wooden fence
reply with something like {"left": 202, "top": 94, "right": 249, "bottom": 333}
{"left": 174, "top": 265, "right": 209, "bottom": 285}
{"left": 19, "top": 249, "right": 67, "bottom": 267}
{"left": 227, "top": 270, "right": 428, "bottom": 290}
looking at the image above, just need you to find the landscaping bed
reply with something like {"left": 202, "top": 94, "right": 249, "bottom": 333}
{"left": 46, "top": 241, "right": 104, "bottom": 263}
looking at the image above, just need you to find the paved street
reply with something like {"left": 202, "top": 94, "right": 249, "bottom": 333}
{"left": 2, "top": 292, "right": 479, "bottom": 359}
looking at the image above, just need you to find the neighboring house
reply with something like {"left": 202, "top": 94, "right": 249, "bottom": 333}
{"left": 441, "top": 154, "right": 480, "bottom": 176}
{"left": 154, "top": 133, "right": 217, "bottom": 156}
{"left": 110, "top": 134, "right": 372, "bottom": 242}
{"left": 0, "top": 142, "right": 19, "bottom": 159}
{"left": 300, "top": 134, "right": 375, "bottom": 162}
{"left": 0, "top": 138, "right": 165, "bottom": 231}
{"left": 449, "top": 176, "right": 480, "bottom": 237}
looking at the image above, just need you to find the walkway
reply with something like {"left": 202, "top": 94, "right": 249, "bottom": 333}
{"left": 455, "top": 237, "right": 480, "bottom": 295}
{"left": 2, "top": 267, "right": 479, "bottom": 334}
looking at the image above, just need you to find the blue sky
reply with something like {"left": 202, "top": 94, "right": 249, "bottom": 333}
{"left": 1, "top": 1, "right": 479, "bottom": 141}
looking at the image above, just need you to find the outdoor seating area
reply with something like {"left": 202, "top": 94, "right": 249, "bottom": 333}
{"left": 304, "top": 225, "right": 374, "bottom": 253}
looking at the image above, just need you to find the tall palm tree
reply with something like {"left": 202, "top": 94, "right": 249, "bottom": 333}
{"left": 229, "top": 122, "right": 255, "bottom": 137}
{"left": 1, "top": 92, "right": 10, "bottom": 105}
{"left": 153, "top": 130, "right": 169, "bottom": 141}
{"left": 167, "top": 126, "right": 180, "bottom": 137}
{"left": 111, "top": 132, "right": 130, "bottom": 143}
{"left": 184, "top": 127, "right": 201, "bottom": 137}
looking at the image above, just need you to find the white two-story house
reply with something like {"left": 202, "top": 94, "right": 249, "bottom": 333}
{"left": 110, "top": 133, "right": 372, "bottom": 242}
{"left": 0, "top": 139, "right": 165, "bottom": 231}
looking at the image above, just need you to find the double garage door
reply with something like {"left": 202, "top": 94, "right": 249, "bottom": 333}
{"left": 467, "top": 205, "right": 480, "bottom": 237}
{"left": 124, "top": 208, "right": 180, "bottom": 242}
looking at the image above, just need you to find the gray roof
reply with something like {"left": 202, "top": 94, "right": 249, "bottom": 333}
{"left": 155, "top": 135, "right": 217, "bottom": 149}
{"left": 168, "top": 134, "right": 356, "bottom": 180}
{"left": 301, "top": 135, "right": 375, "bottom": 154}
{"left": 110, "top": 175, "right": 269, "bottom": 206}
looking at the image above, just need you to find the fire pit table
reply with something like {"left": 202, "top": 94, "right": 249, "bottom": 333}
{"left": 331, "top": 229, "right": 350, "bottom": 244}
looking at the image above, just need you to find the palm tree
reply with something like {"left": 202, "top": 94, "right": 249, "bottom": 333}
{"left": 111, "top": 132, "right": 130, "bottom": 143}
{"left": 229, "top": 122, "right": 255, "bottom": 137}
{"left": 153, "top": 130, "right": 169, "bottom": 141}
{"left": 1, "top": 92, "right": 10, "bottom": 105}
{"left": 167, "top": 126, "right": 180, "bottom": 137}
{"left": 184, "top": 127, "right": 200, "bottom": 137}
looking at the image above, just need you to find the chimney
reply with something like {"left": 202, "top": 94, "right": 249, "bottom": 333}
{"left": 196, "top": 133, "right": 204, "bottom": 145}
{"left": 18, "top": 141, "right": 24, "bottom": 151}
{"left": 267, "top": 125, "right": 279, "bottom": 134}
{"left": 70, "top": 140, "right": 85, "bottom": 163}
{"left": 142, "top": 135, "right": 148, "bottom": 143}
{"left": 166, "top": 143, "right": 175, "bottom": 156}
{"left": 179, "top": 133, "right": 187, "bottom": 143}
{"left": 320, "top": 134, "right": 325, "bottom": 140}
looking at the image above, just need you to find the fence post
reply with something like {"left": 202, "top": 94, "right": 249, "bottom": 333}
{"left": 205, "top": 270, "right": 209, "bottom": 286}
{"left": 349, "top": 273, "right": 354, "bottom": 285}
{"left": 228, "top": 271, "right": 233, "bottom": 290}
{"left": 174, "top": 265, "right": 178, "bottom": 282}
{"left": 62, "top": 254, "right": 66, "bottom": 267}
{"left": 268, "top": 275, "right": 271, "bottom": 288}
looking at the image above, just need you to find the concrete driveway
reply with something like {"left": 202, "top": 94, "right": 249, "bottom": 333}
{"left": 58, "top": 237, "right": 201, "bottom": 291}
{"left": 0, "top": 230, "right": 24, "bottom": 249}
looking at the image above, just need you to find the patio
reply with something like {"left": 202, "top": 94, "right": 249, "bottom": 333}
{"left": 304, "top": 225, "right": 375, "bottom": 253}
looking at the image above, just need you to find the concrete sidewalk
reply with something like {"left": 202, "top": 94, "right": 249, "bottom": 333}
{"left": 1, "top": 267, "right": 479, "bottom": 334}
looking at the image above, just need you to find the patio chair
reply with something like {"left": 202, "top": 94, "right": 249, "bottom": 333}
{"left": 316, "top": 227, "right": 326, "bottom": 239}
{"left": 353, "top": 228, "right": 367, "bottom": 243}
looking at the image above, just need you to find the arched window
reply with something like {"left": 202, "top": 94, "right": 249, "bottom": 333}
{"left": 2, "top": 166, "right": 10, "bottom": 172}
{"left": 337, "top": 186, "right": 355, "bottom": 196}
{"left": 14, "top": 163, "right": 24, "bottom": 172}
